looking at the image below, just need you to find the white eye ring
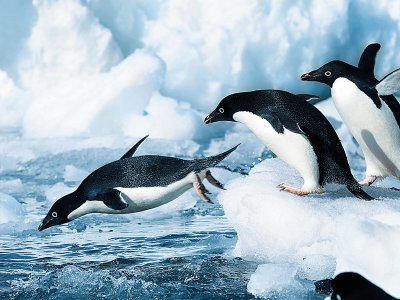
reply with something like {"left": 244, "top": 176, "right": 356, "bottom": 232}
{"left": 219, "top": 107, "right": 224, "bottom": 113}
{"left": 52, "top": 212, "right": 58, "bottom": 218}
{"left": 325, "top": 71, "right": 332, "bottom": 76}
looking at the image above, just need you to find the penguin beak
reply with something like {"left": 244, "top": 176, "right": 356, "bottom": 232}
{"left": 301, "top": 69, "right": 321, "bottom": 81}
{"left": 204, "top": 112, "right": 217, "bottom": 124}
{"left": 300, "top": 71, "right": 317, "bottom": 81}
{"left": 38, "top": 219, "right": 51, "bottom": 231}
{"left": 204, "top": 114, "right": 214, "bottom": 124}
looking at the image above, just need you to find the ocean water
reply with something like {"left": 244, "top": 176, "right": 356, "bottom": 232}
{"left": 0, "top": 135, "right": 328, "bottom": 300}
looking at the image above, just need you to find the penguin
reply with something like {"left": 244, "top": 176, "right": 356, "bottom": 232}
{"left": 204, "top": 90, "right": 373, "bottom": 200}
{"left": 301, "top": 43, "right": 400, "bottom": 186}
{"left": 331, "top": 272, "right": 396, "bottom": 300}
{"left": 38, "top": 135, "right": 238, "bottom": 231}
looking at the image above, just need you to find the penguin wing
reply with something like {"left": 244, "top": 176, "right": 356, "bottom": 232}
{"left": 120, "top": 135, "right": 149, "bottom": 160}
{"left": 358, "top": 43, "right": 381, "bottom": 75}
{"left": 376, "top": 68, "right": 400, "bottom": 96}
{"left": 96, "top": 189, "right": 128, "bottom": 210}
{"left": 258, "top": 107, "right": 303, "bottom": 135}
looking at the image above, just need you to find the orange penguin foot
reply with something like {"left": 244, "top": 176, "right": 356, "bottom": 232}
{"left": 359, "top": 175, "right": 378, "bottom": 186}
{"left": 277, "top": 183, "right": 310, "bottom": 196}
{"left": 194, "top": 174, "right": 213, "bottom": 203}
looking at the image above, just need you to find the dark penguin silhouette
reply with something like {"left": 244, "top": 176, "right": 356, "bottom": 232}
{"left": 331, "top": 272, "right": 397, "bottom": 300}
{"left": 301, "top": 43, "right": 400, "bottom": 186}
{"left": 38, "top": 136, "right": 238, "bottom": 231}
{"left": 205, "top": 90, "right": 373, "bottom": 199}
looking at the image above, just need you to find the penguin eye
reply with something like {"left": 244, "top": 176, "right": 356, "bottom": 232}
{"left": 325, "top": 71, "right": 332, "bottom": 77}
{"left": 52, "top": 212, "right": 58, "bottom": 218}
{"left": 219, "top": 107, "right": 225, "bottom": 113}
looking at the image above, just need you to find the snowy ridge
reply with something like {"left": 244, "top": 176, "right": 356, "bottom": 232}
{"left": 0, "top": 0, "right": 400, "bottom": 140}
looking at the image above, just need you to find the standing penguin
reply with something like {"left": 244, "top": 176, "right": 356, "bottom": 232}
{"left": 38, "top": 136, "right": 238, "bottom": 231}
{"left": 301, "top": 43, "right": 400, "bottom": 186}
{"left": 205, "top": 90, "right": 373, "bottom": 199}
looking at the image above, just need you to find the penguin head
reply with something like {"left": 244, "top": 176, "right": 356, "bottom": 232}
{"left": 301, "top": 60, "right": 355, "bottom": 87}
{"left": 331, "top": 272, "right": 392, "bottom": 300}
{"left": 205, "top": 93, "right": 254, "bottom": 124}
{"left": 38, "top": 191, "right": 84, "bottom": 231}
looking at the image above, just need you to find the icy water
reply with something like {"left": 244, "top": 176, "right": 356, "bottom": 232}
{"left": 0, "top": 141, "right": 326, "bottom": 300}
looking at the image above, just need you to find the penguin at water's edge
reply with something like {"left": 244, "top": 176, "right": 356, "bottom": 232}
{"left": 301, "top": 43, "right": 400, "bottom": 186}
{"left": 38, "top": 136, "right": 238, "bottom": 231}
{"left": 205, "top": 89, "right": 373, "bottom": 200}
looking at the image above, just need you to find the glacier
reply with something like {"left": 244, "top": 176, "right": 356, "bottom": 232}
{"left": 0, "top": 0, "right": 400, "bottom": 299}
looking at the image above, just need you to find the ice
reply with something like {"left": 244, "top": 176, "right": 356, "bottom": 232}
{"left": 0, "top": 0, "right": 399, "bottom": 140}
{"left": 248, "top": 264, "right": 305, "bottom": 299}
{"left": 45, "top": 183, "right": 75, "bottom": 204}
{"left": 123, "top": 92, "right": 205, "bottom": 140}
{"left": 64, "top": 165, "right": 90, "bottom": 183}
{"left": 0, "top": 192, "right": 24, "bottom": 224}
{"left": 219, "top": 158, "right": 400, "bottom": 297}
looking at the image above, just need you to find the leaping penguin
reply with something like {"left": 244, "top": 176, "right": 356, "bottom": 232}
{"left": 301, "top": 43, "right": 400, "bottom": 186}
{"left": 38, "top": 135, "right": 238, "bottom": 231}
{"left": 205, "top": 90, "right": 373, "bottom": 200}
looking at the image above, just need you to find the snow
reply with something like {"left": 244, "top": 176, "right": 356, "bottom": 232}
{"left": 64, "top": 165, "right": 90, "bottom": 182}
{"left": 0, "top": 192, "right": 24, "bottom": 224}
{"left": 0, "top": 0, "right": 399, "bottom": 140}
{"left": 219, "top": 158, "right": 400, "bottom": 298}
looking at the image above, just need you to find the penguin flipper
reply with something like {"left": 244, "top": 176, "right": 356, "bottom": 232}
{"left": 260, "top": 106, "right": 307, "bottom": 135}
{"left": 358, "top": 43, "right": 381, "bottom": 75}
{"left": 120, "top": 135, "right": 149, "bottom": 160}
{"left": 376, "top": 68, "right": 400, "bottom": 96}
{"left": 296, "top": 94, "right": 320, "bottom": 102}
{"left": 259, "top": 108, "right": 288, "bottom": 134}
{"left": 97, "top": 189, "right": 128, "bottom": 210}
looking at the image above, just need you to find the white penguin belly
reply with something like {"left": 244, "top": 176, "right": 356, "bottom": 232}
{"left": 68, "top": 171, "right": 207, "bottom": 219}
{"left": 233, "top": 111, "right": 320, "bottom": 190}
{"left": 332, "top": 78, "right": 400, "bottom": 177}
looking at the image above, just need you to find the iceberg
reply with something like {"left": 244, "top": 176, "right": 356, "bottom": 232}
{"left": 219, "top": 158, "right": 400, "bottom": 298}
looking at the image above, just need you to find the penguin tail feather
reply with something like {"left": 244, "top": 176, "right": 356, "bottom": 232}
{"left": 346, "top": 184, "right": 374, "bottom": 201}
{"left": 195, "top": 144, "right": 240, "bottom": 170}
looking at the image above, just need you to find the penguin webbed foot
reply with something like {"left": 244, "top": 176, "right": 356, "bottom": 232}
{"left": 359, "top": 175, "right": 378, "bottom": 186}
{"left": 205, "top": 170, "right": 225, "bottom": 190}
{"left": 194, "top": 174, "right": 214, "bottom": 204}
{"left": 277, "top": 183, "right": 310, "bottom": 196}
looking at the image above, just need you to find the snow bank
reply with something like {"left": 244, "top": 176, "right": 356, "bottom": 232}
{"left": 219, "top": 158, "right": 400, "bottom": 298}
{"left": 0, "top": 0, "right": 399, "bottom": 140}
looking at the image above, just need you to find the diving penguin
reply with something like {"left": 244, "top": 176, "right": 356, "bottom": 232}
{"left": 205, "top": 90, "right": 373, "bottom": 199}
{"left": 38, "top": 135, "right": 238, "bottom": 231}
{"left": 301, "top": 43, "right": 400, "bottom": 186}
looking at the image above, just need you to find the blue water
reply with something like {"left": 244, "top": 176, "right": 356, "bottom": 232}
{"left": 0, "top": 145, "right": 326, "bottom": 299}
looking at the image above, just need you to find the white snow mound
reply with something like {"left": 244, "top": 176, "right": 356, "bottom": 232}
{"left": 219, "top": 158, "right": 400, "bottom": 298}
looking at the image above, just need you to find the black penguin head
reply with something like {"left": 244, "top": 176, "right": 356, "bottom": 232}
{"left": 205, "top": 92, "right": 255, "bottom": 124}
{"left": 301, "top": 60, "right": 355, "bottom": 87}
{"left": 38, "top": 192, "right": 84, "bottom": 231}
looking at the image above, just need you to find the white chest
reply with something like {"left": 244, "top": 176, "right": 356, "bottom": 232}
{"left": 331, "top": 77, "right": 400, "bottom": 176}
{"left": 68, "top": 170, "right": 207, "bottom": 219}
{"left": 233, "top": 111, "right": 319, "bottom": 186}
